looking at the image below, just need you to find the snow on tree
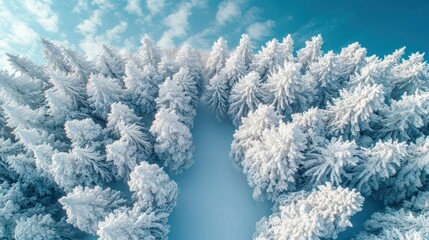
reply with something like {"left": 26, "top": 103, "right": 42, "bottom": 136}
{"left": 50, "top": 146, "right": 113, "bottom": 192}
{"left": 157, "top": 54, "right": 177, "bottom": 80}
{"left": 333, "top": 42, "right": 367, "bottom": 83}
{"left": 46, "top": 70, "right": 89, "bottom": 123}
{"left": 372, "top": 136, "right": 429, "bottom": 204}
{"left": 173, "top": 67, "right": 199, "bottom": 109}
{"left": 59, "top": 186, "right": 126, "bottom": 235}
{"left": 356, "top": 191, "right": 429, "bottom": 239}
{"left": 254, "top": 183, "right": 364, "bottom": 240}
{"left": 243, "top": 121, "right": 306, "bottom": 200}
{"left": 305, "top": 51, "right": 340, "bottom": 108}
{"left": 223, "top": 34, "right": 253, "bottom": 87}
{"left": 373, "top": 90, "right": 429, "bottom": 142}
{"left": 6, "top": 53, "right": 49, "bottom": 86}
{"left": 62, "top": 46, "right": 96, "bottom": 84}
{"left": 14, "top": 214, "right": 61, "bottom": 240}
{"left": 0, "top": 70, "right": 43, "bottom": 108}
{"left": 291, "top": 107, "right": 327, "bottom": 150}
{"left": 33, "top": 144, "right": 55, "bottom": 174}
{"left": 205, "top": 37, "right": 229, "bottom": 79}
{"left": 64, "top": 118, "right": 105, "bottom": 149}
{"left": 251, "top": 39, "right": 284, "bottom": 80}
{"left": 96, "top": 44, "right": 126, "bottom": 80}
{"left": 128, "top": 161, "right": 178, "bottom": 213}
{"left": 124, "top": 60, "right": 159, "bottom": 114}
{"left": 303, "top": 137, "right": 360, "bottom": 187}
{"left": 87, "top": 74, "right": 123, "bottom": 119}
{"left": 230, "top": 104, "right": 282, "bottom": 168}
{"left": 155, "top": 75, "right": 195, "bottom": 127}
{"left": 263, "top": 61, "right": 309, "bottom": 119}
{"left": 228, "top": 71, "right": 264, "bottom": 126}
{"left": 351, "top": 140, "right": 408, "bottom": 196}
{"left": 391, "top": 52, "right": 429, "bottom": 99}
{"left": 106, "top": 102, "right": 142, "bottom": 135}
{"left": 348, "top": 48, "right": 405, "bottom": 96}
{"left": 279, "top": 34, "right": 294, "bottom": 63}
{"left": 206, "top": 72, "right": 229, "bottom": 121}
{"left": 150, "top": 109, "right": 193, "bottom": 174}
{"left": 40, "top": 39, "right": 71, "bottom": 73}
{"left": 325, "top": 83, "right": 385, "bottom": 138}
{"left": 97, "top": 206, "right": 170, "bottom": 240}
{"left": 106, "top": 122, "right": 152, "bottom": 179}
{"left": 297, "top": 34, "right": 323, "bottom": 72}
{"left": 175, "top": 43, "right": 204, "bottom": 91}
{"left": 136, "top": 34, "right": 162, "bottom": 68}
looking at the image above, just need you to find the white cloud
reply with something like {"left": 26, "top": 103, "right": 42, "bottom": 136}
{"left": 146, "top": 0, "right": 165, "bottom": 15}
{"left": 216, "top": 1, "right": 240, "bottom": 25}
{"left": 125, "top": 0, "right": 143, "bottom": 16}
{"left": 22, "top": 0, "right": 58, "bottom": 32}
{"left": 105, "top": 21, "right": 128, "bottom": 42}
{"left": 158, "top": 3, "right": 192, "bottom": 48}
{"left": 92, "top": 0, "right": 114, "bottom": 10}
{"left": 0, "top": 1, "right": 39, "bottom": 71}
{"left": 247, "top": 20, "right": 275, "bottom": 41}
{"left": 73, "top": 0, "right": 89, "bottom": 13}
{"left": 76, "top": 9, "right": 103, "bottom": 35}
{"left": 79, "top": 21, "right": 128, "bottom": 59}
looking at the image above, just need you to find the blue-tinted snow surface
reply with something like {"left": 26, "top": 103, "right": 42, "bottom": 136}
{"left": 168, "top": 104, "right": 272, "bottom": 240}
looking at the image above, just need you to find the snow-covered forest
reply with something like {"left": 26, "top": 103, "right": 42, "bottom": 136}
{"left": 1, "top": 33, "right": 429, "bottom": 239}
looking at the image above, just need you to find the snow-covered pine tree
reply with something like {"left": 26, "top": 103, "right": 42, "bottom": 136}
{"left": 97, "top": 206, "right": 170, "bottom": 240}
{"left": 59, "top": 186, "right": 126, "bottom": 235}
{"left": 297, "top": 34, "right": 323, "bottom": 72}
{"left": 106, "top": 102, "right": 142, "bottom": 135}
{"left": 96, "top": 44, "right": 126, "bottom": 80}
{"left": 302, "top": 137, "right": 360, "bottom": 187}
{"left": 106, "top": 121, "right": 152, "bottom": 179}
{"left": 305, "top": 51, "right": 340, "bottom": 108}
{"left": 263, "top": 61, "right": 310, "bottom": 119}
{"left": 351, "top": 140, "right": 408, "bottom": 196}
{"left": 243, "top": 121, "right": 307, "bottom": 200}
{"left": 223, "top": 34, "right": 253, "bottom": 88}
{"left": 228, "top": 71, "right": 264, "bottom": 126}
{"left": 6, "top": 53, "right": 49, "bottom": 86}
{"left": 279, "top": 34, "right": 294, "bottom": 63}
{"left": 155, "top": 75, "right": 195, "bottom": 127}
{"left": 373, "top": 90, "right": 429, "bottom": 142}
{"left": 391, "top": 52, "right": 429, "bottom": 99}
{"left": 206, "top": 72, "right": 229, "bottom": 121}
{"left": 251, "top": 38, "right": 284, "bottom": 81}
{"left": 40, "top": 39, "right": 71, "bottom": 73}
{"left": 135, "top": 34, "right": 162, "bottom": 69}
{"left": 87, "top": 74, "right": 123, "bottom": 120}
{"left": 356, "top": 190, "right": 429, "bottom": 239}
{"left": 205, "top": 37, "right": 229, "bottom": 79}
{"left": 150, "top": 109, "right": 193, "bottom": 174}
{"left": 230, "top": 104, "right": 282, "bottom": 168}
{"left": 254, "top": 183, "right": 364, "bottom": 240}
{"left": 333, "top": 42, "right": 367, "bottom": 83}
{"left": 62, "top": 46, "right": 96, "bottom": 85}
{"left": 128, "top": 161, "right": 178, "bottom": 213}
{"left": 325, "top": 83, "right": 385, "bottom": 138}
{"left": 124, "top": 59, "right": 159, "bottom": 114}
{"left": 175, "top": 43, "right": 204, "bottom": 92}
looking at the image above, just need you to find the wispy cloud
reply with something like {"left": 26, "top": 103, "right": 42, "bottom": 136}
{"left": 216, "top": 1, "right": 240, "bottom": 25}
{"left": 73, "top": 0, "right": 89, "bottom": 13}
{"left": 147, "top": 0, "right": 165, "bottom": 15}
{"left": 247, "top": 20, "right": 275, "bottom": 41}
{"left": 22, "top": 0, "right": 58, "bottom": 32}
{"left": 125, "top": 0, "right": 143, "bottom": 16}
{"left": 76, "top": 9, "right": 104, "bottom": 35}
{"left": 158, "top": 3, "right": 193, "bottom": 48}
{"left": 0, "top": 1, "right": 39, "bottom": 71}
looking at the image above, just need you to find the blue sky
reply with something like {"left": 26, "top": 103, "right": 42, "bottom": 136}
{"left": 1, "top": 0, "right": 429, "bottom": 70}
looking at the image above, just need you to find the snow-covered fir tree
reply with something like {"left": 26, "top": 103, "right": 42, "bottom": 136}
{"left": 205, "top": 37, "right": 229, "bottom": 79}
